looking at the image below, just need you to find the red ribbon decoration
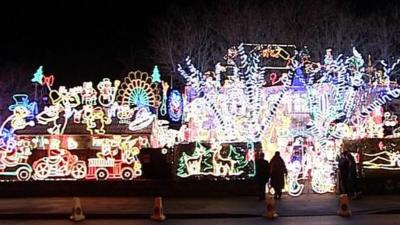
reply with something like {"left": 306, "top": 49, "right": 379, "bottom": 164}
{"left": 42, "top": 75, "right": 55, "bottom": 87}
{"left": 269, "top": 72, "right": 277, "bottom": 84}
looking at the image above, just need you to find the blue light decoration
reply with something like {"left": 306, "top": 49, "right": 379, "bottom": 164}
{"left": 151, "top": 65, "right": 161, "bottom": 83}
{"left": 129, "top": 88, "right": 150, "bottom": 107}
{"left": 31, "top": 66, "right": 43, "bottom": 84}
{"left": 8, "top": 94, "right": 38, "bottom": 119}
{"left": 118, "top": 71, "right": 160, "bottom": 108}
{"left": 0, "top": 94, "right": 37, "bottom": 149}
{"left": 0, "top": 128, "right": 13, "bottom": 146}
{"left": 292, "top": 68, "right": 305, "bottom": 86}
{"left": 168, "top": 89, "right": 183, "bottom": 122}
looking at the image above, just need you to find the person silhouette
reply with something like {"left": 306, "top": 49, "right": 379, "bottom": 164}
{"left": 255, "top": 152, "right": 270, "bottom": 200}
{"left": 270, "top": 151, "right": 287, "bottom": 199}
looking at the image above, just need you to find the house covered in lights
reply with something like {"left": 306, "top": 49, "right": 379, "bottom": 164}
{"left": 0, "top": 44, "right": 399, "bottom": 196}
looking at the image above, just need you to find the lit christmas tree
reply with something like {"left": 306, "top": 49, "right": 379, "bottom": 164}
{"left": 31, "top": 65, "right": 43, "bottom": 84}
{"left": 227, "top": 145, "right": 247, "bottom": 173}
{"left": 152, "top": 65, "right": 161, "bottom": 83}
{"left": 176, "top": 152, "right": 189, "bottom": 177}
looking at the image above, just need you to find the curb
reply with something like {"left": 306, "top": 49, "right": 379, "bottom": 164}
{"left": 0, "top": 210, "right": 398, "bottom": 220}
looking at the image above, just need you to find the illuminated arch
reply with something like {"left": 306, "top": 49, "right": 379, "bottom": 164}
{"left": 117, "top": 71, "right": 160, "bottom": 108}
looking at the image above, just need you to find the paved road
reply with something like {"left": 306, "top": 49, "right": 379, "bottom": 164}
{"left": 0, "top": 215, "right": 398, "bottom": 225}
{"left": 0, "top": 194, "right": 399, "bottom": 217}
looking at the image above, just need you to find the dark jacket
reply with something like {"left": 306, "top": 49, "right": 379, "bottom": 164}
{"left": 255, "top": 158, "right": 270, "bottom": 183}
{"left": 269, "top": 155, "right": 287, "bottom": 190}
{"left": 338, "top": 155, "right": 350, "bottom": 194}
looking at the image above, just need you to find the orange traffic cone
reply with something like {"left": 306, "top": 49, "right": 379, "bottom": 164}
{"left": 150, "top": 197, "right": 166, "bottom": 221}
{"left": 337, "top": 194, "right": 352, "bottom": 217}
{"left": 70, "top": 197, "right": 85, "bottom": 222}
{"left": 263, "top": 194, "right": 278, "bottom": 219}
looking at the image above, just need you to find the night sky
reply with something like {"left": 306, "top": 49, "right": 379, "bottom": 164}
{"left": 0, "top": 0, "right": 396, "bottom": 87}
{"left": 0, "top": 1, "right": 169, "bottom": 86}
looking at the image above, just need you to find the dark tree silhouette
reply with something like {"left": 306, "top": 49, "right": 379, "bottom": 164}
{"left": 0, "top": 64, "right": 36, "bottom": 122}
{"left": 149, "top": 0, "right": 400, "bottom": 80}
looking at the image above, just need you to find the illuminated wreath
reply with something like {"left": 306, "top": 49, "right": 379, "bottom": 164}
{"left": 117, "top": 71, "right": 160, "bottom": 108}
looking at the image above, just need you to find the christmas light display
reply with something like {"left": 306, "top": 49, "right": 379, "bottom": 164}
{"left": 168, "top": 89, "right": 183, "bottom": 122}
{"left": 0, "top": 137, "right": 33, "bottom": 181}
{"left": 128, "top": 107, "right": 155, "bottom": 131}
{"left": 176, "top": 142, "right": 255, "bottom": 178}
{"left": 151, "top": 65, "right": 161, "bottom": 83}
{"left": 42, "top": 75, "right": 55, "bottom": 87}
{"left": 32, "top": 147, "right": 87, "bottom": 180}
{"left": 31, "top": 66, "right": 44, "bottom": 84}
{"left": 364, "top": 150, "right": 400, "bottom": 170}
{"left": 159, "top": 81, "right": 169, "bottom": 116}
{"left": 177, "top": 44, "right": 400, "bottom": 195}
{"left": 97, "top": 78, "right": 120, "bottom": 107}
{"left": 85, "top": 106, "right": 111, "bottom": 134}
{"left": 1, "top": 44, "right": 400, "bottom": 193}
{"left": 0, "top": 70, "right": 158, "bottom": 181}
{"left": 150, "top": 119, "right": 184, "bottom": 148}
{"left": 362, "top": 141, "right": 400, "bottom": 170}
{"left": 117, "top": 71, "right": 160, "bottom": 108}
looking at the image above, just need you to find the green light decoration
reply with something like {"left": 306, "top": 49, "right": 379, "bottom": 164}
{"left": 176, "top": 152, "right": 189, "bottom": 177}
{"left": 31, "top": 66, "right": 43, "bottom": 84}
{"left": 247, "top": 142, "right": 256, "bottom": 177}
{"left": 227, "top": 143, "right": 255, "bottom": 176}
{"left": 200, "top": 145, "right": 214, "bottom": 173}
{"left": 151, "top": 65, "right": 161, "bottom": 83}
{"left": 129, "top": 88, "right": 150, "bottom": 107}
{"left": 346, "top": 47, "right": 364, "bottom": 69}
{"left": 176, "top": 142, "right": 255, "bottom": 179}
{"left": 117, "top": 71, "right": 161, "bottom": 108}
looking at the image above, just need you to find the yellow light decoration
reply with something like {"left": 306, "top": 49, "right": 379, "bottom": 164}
{"left": 364, "top": 144, "right": 400, "bottom": 170}
{"left": 88, "top": 135, "right": 148, "bottom": 180}
{"left": 97, "top": 78, "right": 120, "bottom": 107}
{"left": 177, "top": 142, "right": 255, "bottom": 178}
{"left": 81, "top": 82, "right": 97, "bottom": 106}
{"left": 117, "top": 71, "right": 160, "bottom": 108}
{"left": 128, "top": 107, "right": 155, "bottom": 131}
{"left": 85, "top": 107, "right": 112, "bottom": 135}
{"left": 116, "top": 105, "right": 134, "bottom": 124}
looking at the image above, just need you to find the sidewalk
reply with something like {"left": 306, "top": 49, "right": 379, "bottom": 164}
{"left": 0, "top": 193, "right": 398, "bottom": 219}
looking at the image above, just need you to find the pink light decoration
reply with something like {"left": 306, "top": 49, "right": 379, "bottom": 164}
{"left": 42, "top": 75, "right": 55, "bottom": 87}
